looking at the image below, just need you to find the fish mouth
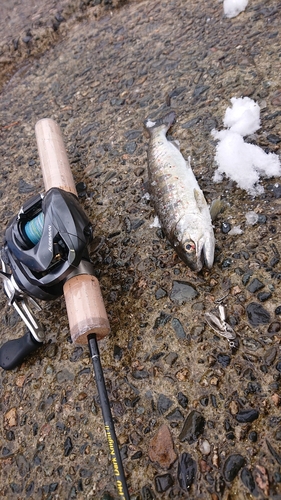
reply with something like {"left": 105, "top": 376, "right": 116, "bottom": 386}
{"left": 174, "top": 241, "right": 204, "bottom": 272}
{"left": 181, "top": 240, "right": 212, "bottom": 272}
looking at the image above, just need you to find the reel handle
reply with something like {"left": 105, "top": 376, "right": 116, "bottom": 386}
{"left": 35, "top": 119, "right": 110, "bottom": 343}
{"left": 0, "top": 331, "right": 43, "bottom": 370}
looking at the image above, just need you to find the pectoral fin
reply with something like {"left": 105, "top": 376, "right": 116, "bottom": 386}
{"left": 209, "top": 197, "right": 226, "bottom": 222}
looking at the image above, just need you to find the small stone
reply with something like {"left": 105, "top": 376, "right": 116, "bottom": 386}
{"left": 124, "top": 141, "right": 136, "bottom": 154}
{"left": 132, "top": 370, "right": 149, "bottom": 379}
{"left": 254, "top": 465, "right": 269, "bottom": 497}
{"left": 272, "top": 394, "right": 281, "bottom": 407}
{"left": 175, "top": 368, "right": 189, "bottom": 381}
{"left": 266, "top": 439, "right": 281, "bottom": 465}
{"left": 229, "top": 401, "right": 239, "bottom": 415}
{"left": 18, "top": 178, "right": 35, "bottom": 194}
{"left": 131, "top": 450, "right": 142, "bottom": 460}
{"left": 257, "top": 291, "right": 272, "bottom": 302}
{"left": 177, "top": 392, "right": 188, "bottom": 409}
{"left": 210, "top": 377, "right": 219, "bottom": 386}
{"left": 264, "top": 346, "right": 277, "bottom": 366}
{"left": 155, "top": 473, "right": 174, "bottom": 493}
{"left": 275, "top": 429, "right": 281, "bottom": 441}
{"left": 199, "top": 439, "right": 211, "bottom": 455}
{"left": 16, "top": 454, "right": 30, "bottom": 477}
{"left": 178, "top": 453, "right": 197, "bottom": 491}
{"left": 113, "top": 345, "right": 123, "bottom": 361}
{"left": 182, "top": 117, "right": 201, "bottom": 129}
{"left": 6, "top": 430, "right": 15, "bottom": 441}
{"left": 236, "top": 409, "right": 259, "bottom": 423}
{"left": 247, "top": 278, "right": 264, "bottom": 293}
{"left": 148, "top": 424, "right": 177, "bottom": 469}
{"left": 64, "top": 437, "right": 73, "bottom": 457}
{"left": 165, "top": 352, "right": 178, "bottom": 366}
{"left": 166, "top": 408, "right": 184, "bottom": 422}
{"left": 155, "top": 288, "right": 167, "bottom": 300}
{"left": 223, "top": 454, "right": 245, "bottom": 482}
{"left": 267, "top": 134, "right": 281, "bottom": 144}
{"left": 140, "top": 486, "right": 156, "bottom": 500}
{"left": 200, "top": 396, "right": 209, "bottom": 407}
{"left": 272, "top": 184, "right": 281, "bottom": 198}
{"left": 193, "top": 85, "right": 209, "bottom": 98}
{"left": 76, "top": 181, "right": 87, "bottom": 196}
{"left": 56, "top": 369, "right": 75, "bottom": 383}
{"left": 248, "top": 431, "right": 258, "bottom": 442}
{"left": 170, "top": 281, "right": 198, "bottom": 303}
{"left": 246, "top": 303, "right": 271, "bottom": 326}
{"left": 217, "top": 354, "right": 231, "bottom": 367}
{"left": 242, "top": 338, "right": 262, "bottom": 351}
{"left": 241, "top": 467, "right": 256, "bottom": 494}
{"left": 221, "top": 222, "right": 231, "bottom": 234}
{"left": 179, "top": 410, "right": 205, "bottom": 443}
{"left": 153, "top": 312, "right": 171, "bottom": 329}
{"left": 199, "top": 459, "right": 211, "bottom": 473}
{"left": 157, "top": 394, "right": 173, "bottom": 415}
{"left": 171, "top": 318, "right": 186, "bottom": 339}
{"left": 275, "top": 362, "right": 281, "bottom": 373}
{"left": 268, "top": 321, "right": 280, "bottom": 334}
{"left": 212, "top": 448, "right": 219, "bottom": 468}
{"left": 4, "top": 408, "right": 18, "bottom": 428}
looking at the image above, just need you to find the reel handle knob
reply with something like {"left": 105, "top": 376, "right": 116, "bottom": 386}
{"left": 0, "top": 331, "right": 43, "bottom": 370}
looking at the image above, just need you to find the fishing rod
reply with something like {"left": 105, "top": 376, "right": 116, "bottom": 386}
{"left": 0, "top": 119, "right": 130, "bottom": 500}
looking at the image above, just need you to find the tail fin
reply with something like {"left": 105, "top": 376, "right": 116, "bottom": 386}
{"left": 144, "top": 111, "right": 176, "bottom": 135}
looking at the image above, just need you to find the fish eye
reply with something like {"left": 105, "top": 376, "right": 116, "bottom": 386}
{"left": 185, "top": 242, "right": 195, "bottom": 252}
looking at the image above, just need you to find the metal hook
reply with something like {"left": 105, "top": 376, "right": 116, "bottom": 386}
{"left": 205, "top": 305, "right": 237, "bottom": 348}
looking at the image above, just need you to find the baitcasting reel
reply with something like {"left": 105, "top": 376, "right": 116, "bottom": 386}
{"left": 0, "top": 187, "right": 93, "bottom": 369}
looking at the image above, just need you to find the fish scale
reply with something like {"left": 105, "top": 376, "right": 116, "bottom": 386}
{"left": 144, "top": 111, "right": 215, "bottom": 271}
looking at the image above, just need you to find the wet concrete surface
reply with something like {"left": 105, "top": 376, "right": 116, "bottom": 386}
{"left": 1, "top": 0, "right": 281, "bottom": 498}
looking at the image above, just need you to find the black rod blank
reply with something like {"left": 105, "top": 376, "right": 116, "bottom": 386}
{"left": 88, "top": 334, "right": 130, "bottom": 500}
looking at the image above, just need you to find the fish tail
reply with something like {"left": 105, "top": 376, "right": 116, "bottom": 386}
{"left": 144, "top": 111, "right": 176, "bottom": 135}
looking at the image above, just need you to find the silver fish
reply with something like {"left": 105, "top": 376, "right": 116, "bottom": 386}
{"left": 144, "top": 111, "right": 215, "bottom": 271}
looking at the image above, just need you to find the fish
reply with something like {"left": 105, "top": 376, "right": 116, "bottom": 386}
{"left": 144, "top": 111, "right": 215, "bottom": 271}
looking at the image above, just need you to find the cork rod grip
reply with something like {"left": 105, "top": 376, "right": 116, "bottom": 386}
{"left": 35, "top": 118, "right": 110, "bottom": 344}
{"left": 35, "top": 119, "right": 77, "bottom": 195}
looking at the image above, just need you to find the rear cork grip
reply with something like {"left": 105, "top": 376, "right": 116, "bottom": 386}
{"left": 63, "top": 275, "right": 110, "bottom": 344}
{"left": 35, "top": 118, "right": 110, "bottom": 344}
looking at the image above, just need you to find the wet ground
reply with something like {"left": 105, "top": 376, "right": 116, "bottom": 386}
{"left": 1, "top": 0, "right": 281, "bottom": 498}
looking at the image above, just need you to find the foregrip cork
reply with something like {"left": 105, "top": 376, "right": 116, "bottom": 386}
{"left": 35, "top": 118, "right": 110, "bottom": 344}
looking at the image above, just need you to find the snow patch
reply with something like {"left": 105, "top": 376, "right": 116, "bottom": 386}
{"left": 212, "top": 97, "right": 281, "bottom": 196}
{"left": 223, "top": 0, "right": 248, "bottom": 18}
{"left": 150, "top": 216, "right": 161, "bottom": 228}
{"left": 145, "top": 120, "right": 156, "bottom": 128}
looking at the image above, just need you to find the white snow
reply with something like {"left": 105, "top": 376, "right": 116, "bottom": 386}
{"left": 228, "top": 225, "right": 243, "bottom": 235}
{"left": 245, "top": 211, "right": 259, "bottom": 225}
{"left": 145, "top": 119, "right": 156, "bottom": 128}
{"left": 212, "top": 97, "right": 281, "bottom": 196}
{"left": 142, "top": 192, "right": 150, "bottom": 201}
{"left": 150, "top": 216, "right": 161, "bottom": 228}
{"left": 223, "top": 97, "right": 260, "bottom": 135}
{"left": 223, "top": 0, "right": 248, "bottom": 18}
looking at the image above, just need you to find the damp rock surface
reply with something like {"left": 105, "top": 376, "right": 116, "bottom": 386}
{"left": 148, "top": 424, "right": 177, "bottom": 470}
{"left": 1, "top": 0, "right": 281, "bottom": 498}
{"left": 179, "top": 410, "right": 205, "bottom": 443}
